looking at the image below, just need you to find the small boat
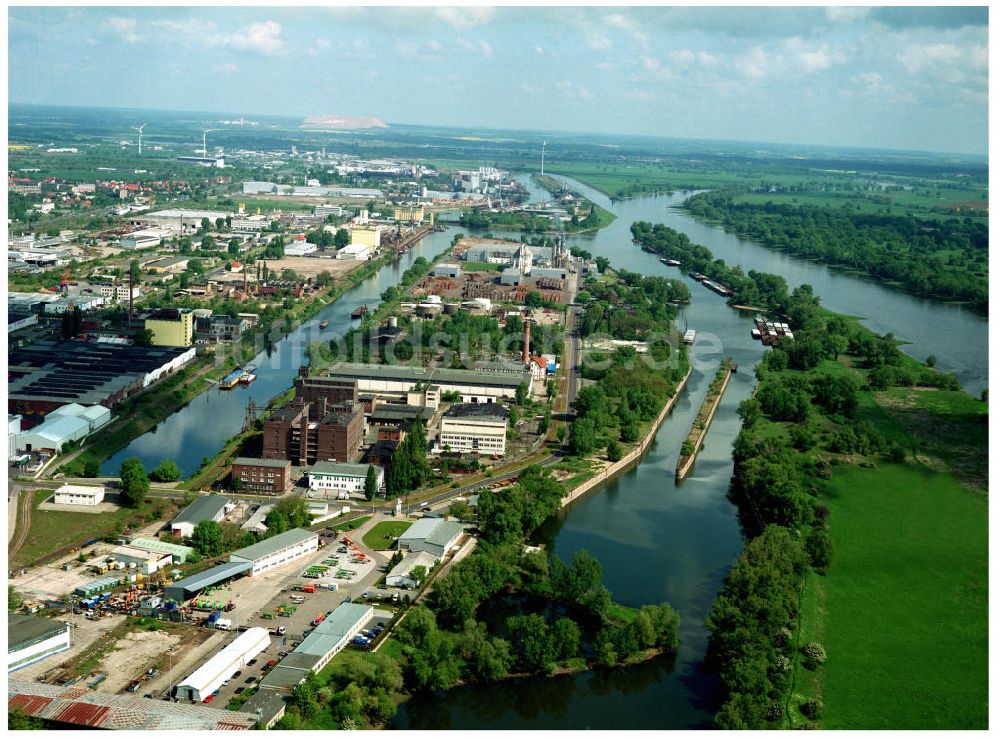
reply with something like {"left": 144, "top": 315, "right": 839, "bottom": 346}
{"left": 319, "top": 320, "right": 329, "bottom": 329}
{"left": 660, "top": 258, "right": 681, "bottom": 266}
{"left": 351, "top": 305, "right": 368, "bottom": 319}
{"left": 683, "top": 329, "right": 697, "bottom": 345}
{"left": 219, "top": 369, "right": 243, "bottom": 389}
{"left": 239, "top": 373, "right": 256, "bottom": 385}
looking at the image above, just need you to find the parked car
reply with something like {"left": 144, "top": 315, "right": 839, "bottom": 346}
{"left": 235, "top": 687, "right": 245, "bottom": 695}
{"left": 245, "top": 677, "right": 256, "bottom": 684}
{"left": 247, "top": 659, "right": 257, "bottom": 666}
{"left": 233, "top": 670, "right": 242, "bottom": 678}
{"left": 203, "top": 695, "right": 214, "bottom": 704}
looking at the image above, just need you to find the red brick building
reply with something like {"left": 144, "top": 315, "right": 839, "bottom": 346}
{"left": 231, "top": 457, "right": 292, "bottom": 494}
{"left": 262, "top": 400, "right": 364, "bottom": 466}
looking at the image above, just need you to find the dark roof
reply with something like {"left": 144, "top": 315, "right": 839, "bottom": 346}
{"left": 444, "top": 402, "right": 511, "bottom": 420}
{"left": 9, "top": 614, "right": 68, "bottom": 647}
{"left": 164, "top": 560, "right": 252, "bottom": 600}
{"left": 268, "top": 405, "right": 306, "bottom": 424}
{"left": 238, "top": 690, "right": 286, "bottom": 721}
{"left": 232, "top": 457, "right": 290, "bottom": 469}
{"left": 362, "top": 440, "right": 397, "bottom": 464}
{"left": 172, "top": 495, "right": 230, "bottom": 526}
{"left": 367, "top": 404, "right": 433, "bottom": 423}
{"left": 8, "top": 340, "right": 194, "bottom": 406}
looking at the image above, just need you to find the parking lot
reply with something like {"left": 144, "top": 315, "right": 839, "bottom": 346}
{"left": 165, "top": 519, "right": 411, "bottom": 707}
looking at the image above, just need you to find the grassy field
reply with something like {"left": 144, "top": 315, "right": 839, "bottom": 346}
{"left": 362, "top": 521, "right": 413, "bottom": 550}
{"left": 815, "top": 463, "right": 987, "bottom": 729}
{"left": 13, "top": 490, "right": 175, "bottom": 568}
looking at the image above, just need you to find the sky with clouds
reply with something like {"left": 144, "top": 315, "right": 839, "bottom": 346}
{"left": 7, "top": 6, "right": 989, "bottom": 155}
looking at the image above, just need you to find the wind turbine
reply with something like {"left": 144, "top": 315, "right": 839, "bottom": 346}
{"left": 541, "top": 141, "right": 547, "bottom": 175}
{"left": 131, "top": 123, "right": 146, "bottom": 155}
{"left": 199, "top": 127, "right": 220, "bottom": 156}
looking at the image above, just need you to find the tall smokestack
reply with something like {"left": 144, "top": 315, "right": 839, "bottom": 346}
{"left": 522, "top": 313, "right": 531, "bottom": 364}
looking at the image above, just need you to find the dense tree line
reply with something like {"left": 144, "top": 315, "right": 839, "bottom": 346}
{"left": 684, "top": 190, "right": 988, "bottom": 312}
{"left": 578, "top": 269, "right": 689, "bottom": 341}
{"left": 385, "top": 420, "right": 432, "bottom": 498}
{"left": 705, "top": 525, "right": 808, "bottom": 729}
{"left": 630, "top": 221, "right": 793, "bottom": 311}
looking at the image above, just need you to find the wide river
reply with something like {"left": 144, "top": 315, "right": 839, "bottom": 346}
{"left": 105, "top": 175, "right": 987, "bottom": 728}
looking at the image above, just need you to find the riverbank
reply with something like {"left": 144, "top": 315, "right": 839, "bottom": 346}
{"left": 561, "top": 364, "right": 693, "bottom": 508}
{"left": 676, "top": 358, "right": 734, "bottom": 480}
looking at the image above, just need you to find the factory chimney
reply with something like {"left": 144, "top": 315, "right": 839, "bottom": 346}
{"left": 522, "top": 313, "right": 531, "bottom": 364}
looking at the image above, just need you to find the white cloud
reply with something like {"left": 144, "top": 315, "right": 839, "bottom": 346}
{"left": 395, "top": 40, "right": 420, "bottom": 58}
{"left": 556, "top": 80, "right": 593, "bottom": 100}
{"left": 605, "top": 12, "right": 650, "bottom": 47}
{"left": 896, "top": 41, "right": 963, "bottom": 73}
{"left": 857, "top": 71, "right": 882, "bottom": 91}
{"left": 518, "top": 83, "right": 540, "bottom": 95}
{"left": 826, "top": 7, "right": 870, "bottom": 23}
{"left": 535, "top": 46, "right": 545, "bottom": 56}
{"left": 434, "top": 6, "right": 495, "bottom": 30}
{"left": 735, "top": 46, "right": 769, "bottom": 79}
{"left": 106, "top": 16, "right": 140, "bottom": 44}
{"left": 315, "top": 38, "right": 331, "bottom": 50}
{"left": 427, "top": 39, "right": 442, "bottom": 53}
{"left": 585, "top": 32, "right": 612, "bottom": 51}
{"left": 456, "top": 38, "right": 493, "bottom": 59}
{"left": 223, "top": 20, "right": 285, "bottom": 56}
{"left": 214, "top": 62, "right": 239, "bottom": 74}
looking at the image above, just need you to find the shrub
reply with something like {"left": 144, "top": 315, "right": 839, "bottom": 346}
{"left": 800, "top": 699, "right": 824, "bottom": 720}
{"left": 802, "top": 642, "right": 827, "bottom": 669}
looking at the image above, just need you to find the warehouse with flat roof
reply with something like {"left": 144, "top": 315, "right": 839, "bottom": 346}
{"left": 8, "top": 615, "right": 72, "bottom": 673}
{"left": 397, "top": 519, "right": 466, "bottom": 558}
{"left": 164, "top": 561, "right": 252, "bottom": 603}
{"left": 175, "top": 628, "right": 270, "bottom": 702}
{"left": 128, "top": 537, "right": 194, "bottom": 564}
{"left": 229, "top": 528, "right": 319, "bottom": 576}
{"left": 258, "top": 603, "right": 372, "bottom": 692}
{"left": 323, "top": 362, "right": 530, "bottom": 402}
{"left": 8, "top": 340, "right": 196, "bottom": 414}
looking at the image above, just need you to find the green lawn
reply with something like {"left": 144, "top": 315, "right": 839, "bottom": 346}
{"left": 13, "top": 490, "right": 174, "bottom": 568}
{"left": 816, "top": 463, "right": 987, "bottom": 729}
{"left": 361, "top": 521, "right": 413, "bottom": 550}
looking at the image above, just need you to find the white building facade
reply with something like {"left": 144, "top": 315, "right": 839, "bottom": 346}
{"left": 53, "top": 484, "right": 106, "bottom": 506}
{"left": 307, "top": 462, "right": 383, "bottom": 498}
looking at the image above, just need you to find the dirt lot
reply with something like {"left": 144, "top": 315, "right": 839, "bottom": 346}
{"left": 19, "top": 612, "right": 126, "bottom": 683}
{"left": 96, "top": 628, "right": 183, "bottom": 693}
{"left": 252, "top": 255, "right": 361, "bottom": 280}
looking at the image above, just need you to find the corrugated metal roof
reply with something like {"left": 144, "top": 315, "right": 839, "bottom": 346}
{"left": 325, "top": 361, "right": 528, "bottom": 388}
{"left": 9, "top": 614, "right": 70, "bottom": 647}
{"left": 7, "top": 679, "right": 257, "bottom": 730}
{"left": 129, "top": 537, "right": 193, "bottom": 559}
{"left": 229, "top": 528, "right": 316, "bottom": 563}
{"left": 165, "top": 560, "right": 252, "bottom": 598}
{"left": 177, "top": 628, "right": 270, "bottom": 697}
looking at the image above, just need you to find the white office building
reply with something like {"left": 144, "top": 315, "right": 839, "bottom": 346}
{"left": 336, "top": 243, "right": 372, "bottom": 260}
{"left": 307, "top": 462, "right": 383, "bottom": 498}
{"left": 439, "top": 403, "right": 510, "bottom": 455}
{"left": 53, "top": 484, "right": 106, "bottom": 506}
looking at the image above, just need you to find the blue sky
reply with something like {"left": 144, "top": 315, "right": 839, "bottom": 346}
{"left": 8, "top": 6, "right": 989, "bottom": 154}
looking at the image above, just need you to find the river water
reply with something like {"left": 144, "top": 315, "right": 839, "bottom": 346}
{"left": 389, "top": 175, "right": 988, "bottom": 729}
{"left": 103, "top": 172, "right": 987, "bottom": 728}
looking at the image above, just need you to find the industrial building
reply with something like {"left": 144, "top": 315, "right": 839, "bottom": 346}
{"left": 336, "top": 243, "right": 372, "bottom": 260}
{"left": 284, "top": 242, "right": 318, "bottom": 257}
{"left": 128, "top": 537, "right": 194, "bottom": 564}
{"left": 438, "top": 402, "right": 510, "bottom": 455}
{"left": 75, "top": 574, "right": 123, "bottom": 597}
{"left": 307, "top": 462, "right": 383, "bottom": 497}
{"left": 397, "top": 518, "right": 466, "bottom": 558}
{"left": 109, "top": 545, "right": 173, "bottom": 575}
{"left": 322, "top": 362, "right": 530, "bottom": 403}
{"left": 258, "top": 603, "right": 373, "bottom": 693}
{"left": 293, "top": 369, "right": 358, "bottom": 407}
{"left": 170, "top": 495, "right": 232, "bottom": 538}
{"left": 262, "top": 400, "right": 364, "bottom": 466}
{"left": 175, "top": 628, "right": 270, "bottom": 702}
{"left": 228, "top": 528, "right": 319, "bottom": 576}
{"left": 8, "top": 340, "right": 196, "bottom": 415}
{"left": 348, "top": 225, "right": 383, "bottom": 248}
{"left": 53, "top": 484, "right": 105, "bottom": 506}
{"left": 386, "top": 551, "right": 438, "bottom": 589}
{"left": 7, "top": 679, "right": 258, "bottom": 730}
{"left": 237, "top": 690, "right": 286, "bottom": 729}
{"left": 120, "top": 230, "right": 164, "bottom": 249}
{"left": 231, "top": 457, "right": 293, "bottom": 494}
{"left": 430, "top": 263, "right": 463, "bottom": 279}
{"left": 163, "top": 561, "right": 252, "bottom": 603}
{"left": 8, "top": 615, "right": 72, "bottom": 673}
{"left": 145, "top": 308, "right": 194, "bottom": 347}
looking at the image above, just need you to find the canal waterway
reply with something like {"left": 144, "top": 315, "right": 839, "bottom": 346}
{"left": 101, "top": 228, "right": 456, "bottom": 477}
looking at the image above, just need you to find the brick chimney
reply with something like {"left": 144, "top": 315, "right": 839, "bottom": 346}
{"left": 522, "top": 312, "right": 531, "bottom": 364}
